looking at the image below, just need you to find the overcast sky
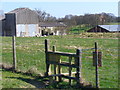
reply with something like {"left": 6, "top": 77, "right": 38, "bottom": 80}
{"left": 0, "top": 1, "right": 118, "bottom": 18}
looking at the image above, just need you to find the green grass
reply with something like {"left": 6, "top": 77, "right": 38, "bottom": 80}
{"left": 70, "top": 26, "right": 92, "bottom": 34}
{"left": 1, "top": 33, "right": 119, "bottom": 88}
{"left": 2, "top": 69, "right": 39, "bottom": 88}
{"left": 106, "top": 23, "right": 119, "bottom": 25}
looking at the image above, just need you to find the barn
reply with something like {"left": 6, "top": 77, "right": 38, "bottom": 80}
{"left": 2, "top": 8, "right": 40, "bottom": 37}
{"left": 87, "top": 25, "right": 120, "bottom": 32}
{"left": 39, "top": 22, "right": 67, "bottom": 36}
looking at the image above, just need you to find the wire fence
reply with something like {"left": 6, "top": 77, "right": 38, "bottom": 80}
{"left": 81, "top": 47, "right": 118, "bottom": 88}
{"left": 2, "top": 36, "right": 118, "bottom": 88}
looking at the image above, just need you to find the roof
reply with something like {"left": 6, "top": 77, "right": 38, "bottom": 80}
{"left": 8, "top": 8, "right": 28, "bottom": 13}
{"left": 39, "top": 22, "right": 67, "bottom": 27}
{"left": 7, "top": 8, "right": 38, "bottom": 15}
{"left": 98, "top": 25, "right": 120, "bottom": 32}
{"left": 8, "top": 8, "right": 32, "bottom": 14}
{"left": 6, "top": 8, "right": 39, "bottom": 24}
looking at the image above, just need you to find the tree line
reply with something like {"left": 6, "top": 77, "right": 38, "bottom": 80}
{"left": 35, "top": 9, "right": 118, "bottom": 27}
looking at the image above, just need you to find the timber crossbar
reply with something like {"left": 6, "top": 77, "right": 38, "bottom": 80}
{"left": 47, "top": 51, "right": 77, "bottom": 57}
{"left": 44, "top": 39, "right": 82, "bottom": 85}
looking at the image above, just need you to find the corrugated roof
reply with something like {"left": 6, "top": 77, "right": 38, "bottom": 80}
{"left": 39, "top": 22, "right": 67, "bottom": 27}
{"left": 98, "top": 25, "right": 120, "bottom": 32}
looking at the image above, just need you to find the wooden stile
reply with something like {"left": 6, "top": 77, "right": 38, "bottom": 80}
{"left": 44, "top": 40, "right": 82, "bottom": 85}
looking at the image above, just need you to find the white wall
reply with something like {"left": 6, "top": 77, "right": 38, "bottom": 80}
{"left": 16, "top": 24, "right": 39, "bottom": 37}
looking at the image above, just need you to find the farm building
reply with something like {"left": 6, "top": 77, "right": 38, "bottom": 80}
{"left": 39, "top": 22, "right": 67, "bottom": 36}
{"left": 2, "top": 8, "right": 40, "bottom": 37}
{"left": 87, "top": 25, "right": 120, "bottom": 32}
{"left": 1, "top": 8, "right": 67, "bottom": 37}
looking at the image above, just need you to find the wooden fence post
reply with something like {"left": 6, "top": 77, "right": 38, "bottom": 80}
{"left": 95, "top": 42, "right": 99, "bottom": 88}
{"left": 53, "top": 45, "right": 57, "bottom": 80}
{"left": 76, "top": 49, "right": 82, "bottom": 85}
{"left": 45, "top": 39, "right": 50, "bottom": 76}
{"left": 12, "top": 35, "right": 16, "bottom": 71}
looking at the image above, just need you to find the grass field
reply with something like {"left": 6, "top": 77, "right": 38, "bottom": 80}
{"left": 2, "top": 69, "right": 39, "bottom": 88}
{"left": 1, "top": 33, "right": 119, "bottom": 88}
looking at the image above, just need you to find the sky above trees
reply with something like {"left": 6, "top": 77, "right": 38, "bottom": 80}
{"left": 1, "top": 2, "right": 118, "bottom": 18}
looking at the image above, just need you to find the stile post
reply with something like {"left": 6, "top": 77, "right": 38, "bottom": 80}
{"left": 45, "top": 39, "right": 50, "bottom": 76}
{"left": 95, "top": 42, "right": 99, "bottom": 88}
{"left": 12, "top": 35, "right": 17, "bottom": 71}
{"left": 76, "top": 49, "right": 82, "bottom": 85}
{"left": 53, "top": 45, "right": 57, "bottom": 80}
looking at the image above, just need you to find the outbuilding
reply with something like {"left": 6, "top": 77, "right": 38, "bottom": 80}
{"left": 39, "top": 22, "right": 67, "bottom": 36}
{"left": 87, "top": 25, "right": 120, "bottom": 32}
{"left": 3, "top": 8, "right": 40, "bottom": 37}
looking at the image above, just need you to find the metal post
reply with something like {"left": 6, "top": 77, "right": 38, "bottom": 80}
{"left": 95, "top": 42, "right": 99, "bottom": 88}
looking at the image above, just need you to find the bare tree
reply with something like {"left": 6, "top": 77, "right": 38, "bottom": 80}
{"left": 35, "top": 8, "right": 56, "bottom": 22}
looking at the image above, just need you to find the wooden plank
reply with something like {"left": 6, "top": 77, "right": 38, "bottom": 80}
{"left": 93, "top": 52, "right": 102, "bottom": 67}
{"left": 12, "top": 35, "right": 16, "bottom": 70}
{"left": 48, "top": 74, "right": 63, "bottom": 77}
{"left": 61, "top": 75, "right": 77, "bottom": 80}
{"left": 48, "top": 61, "right": 78, "bottom": 68}
{"left": 48, "top": 54, "right": 60, "bottom": 62}
{"left": 47, "top": 74, "right": 77, "bottom": 80}
{"left": 47, "top": 51, "right": 77, "bottom": 57}
{"left": 61, "top": 72, "right": 76, "bottom": 75}
{"left": 58, "top": 58, "right": 62, "bottom": 82}
{"left": 69, "top": 56, "right": 72, "bottom": 85}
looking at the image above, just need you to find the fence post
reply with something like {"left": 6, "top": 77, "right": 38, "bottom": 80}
{"left": 12, "top": 35, "right": 16, "bottom": 71}
{"left": 45, "top": 39, "right": 50, "bottom": 76}
{"left": 53, "top": 45, "right": 57, "bottom": 80}
{"left": 76, "top": 49, "right": 82, "bottom": 85}
{"left": 95, "top": 42, "right": 99, "bottom": 88}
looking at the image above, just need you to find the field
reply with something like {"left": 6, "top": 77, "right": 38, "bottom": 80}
{"left": 1, "top": 33, "right": 119, "bottom": 88}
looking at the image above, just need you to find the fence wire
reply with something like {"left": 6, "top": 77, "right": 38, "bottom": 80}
{"left": 81, "top": 47, "right": 118, "bottom": 88}
{"left": 2, "top": 37, "right": 118, "bottom": 88}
